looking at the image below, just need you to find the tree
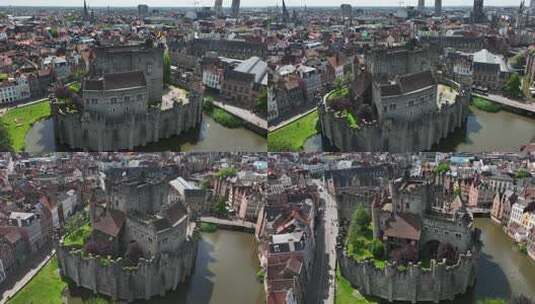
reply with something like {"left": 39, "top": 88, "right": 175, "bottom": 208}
{"left": 255, "top": 87, "right": 267, "bottom": 117}
{"left": 369, "top": 239, "right": 385, "bottom": 259}
{"left": 163, "top": 50, "right": 172, "bottom": 85}
{"left": 515, "top": 169, "right": 530, "bottom": 179}
{"left": 354, "top": 207, "right": 371, "bottom": 230}
{"left": 511, "top": 53, "right": 526, "bottom": 70}
{"left": 203, "top": 97, "right": 215, "bottom": 113}
{"left": 216, "top": 167, "right": 237, "bottom": 178}
{"left": 504, "top": 73, "right": 522, "bottom": 98}
{"left": 49, "top": 28, "right": 59, "bottom": 38}
{"left": 0, "top": 123, "right": 13, "bottom": 152}
{"left": 213, "top": 197, "right": 228, "bottom": 216}
{"left": 434, "top": 162, "right": 450, "bottom": 175}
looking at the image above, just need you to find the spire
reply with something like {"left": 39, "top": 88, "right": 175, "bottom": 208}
{"left": 83, "top": 0, "right": 89, "bottom": 20}
{"left": 282, "top": 0, "right": 289, "bottom": 23}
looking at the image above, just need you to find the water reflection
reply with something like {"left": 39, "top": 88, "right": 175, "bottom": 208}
{"left": 434, "top": 107, "right": 535, "bottom": 152}
{"left": 66, "top": 231, "right": 264, "bottom": 304}
{"left": 448, "top": 218, "right": 535, "bottom": 303}
{"left": 304, "top": 107, "right": 535, "bottom": 152}
{"left": 24, "top": 114, "right": 267, "bottom": 152}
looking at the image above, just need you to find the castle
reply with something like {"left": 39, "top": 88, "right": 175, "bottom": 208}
{"left": 51, "top": 42, "right": 203, "bottom": 151}
{"left": 56, "top": 166, "right": 198, "bottom": 302}
{"left": 338, "top": 174, "right": 480, "bottom": 303}
{"left": 319, "top": 43, "right": 471, "bottom": 152}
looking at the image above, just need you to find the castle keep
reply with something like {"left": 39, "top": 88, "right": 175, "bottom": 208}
{"left": 338, "top": 174, "right": 480, "bottom": 303}
{"left": 319, "top": 44, "right": 470, "bottom": 152}
{"left": 56, "top": 166, "right": 199, "bottom": 302}
{"left": 51, "top": 42, "right": 203, "bottom": 151}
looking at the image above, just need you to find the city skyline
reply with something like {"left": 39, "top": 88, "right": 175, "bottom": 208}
{"left": 0, "top": 0, "right": 530, "bottom": 8}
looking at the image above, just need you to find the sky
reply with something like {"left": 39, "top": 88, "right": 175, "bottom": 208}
{"left": 0, "top": 0, "right": 527, "bottom": 8}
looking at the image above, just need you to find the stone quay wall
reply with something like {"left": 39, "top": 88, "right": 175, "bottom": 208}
{"left": 51, "top": 95, "right": 202, "bottom": 151}
{"left": 338, "top": 249, "right": 479, "bottom": 303}
{"left": 319, "top": 81, "right": 470, "bottom": 152}
{"left": 56, "top": 235, "right": 198, "bottom": 302}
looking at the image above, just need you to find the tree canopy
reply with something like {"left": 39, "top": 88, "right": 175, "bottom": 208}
{"left": 0, "top": 123, "right": 13, "bottom": 152}
{"left": 504, "top": 73, "right": 522, "bottom": 98}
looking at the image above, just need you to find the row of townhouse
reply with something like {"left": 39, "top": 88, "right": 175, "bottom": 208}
{"left": 256, "top": 168, "right": 319, "bottom": 304}
{"left": 491, "top": 185, "right": 535, "bottom": 262}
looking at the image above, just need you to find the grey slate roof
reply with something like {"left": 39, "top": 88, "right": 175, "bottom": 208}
{"left": 380, "top": 70, "right": 435, "bottom": 97}
{"left": 234, "top": 56, "right": 268, "bottom": 84}
{"left": 84, "top": 71, "right": 146, "bottom": 91}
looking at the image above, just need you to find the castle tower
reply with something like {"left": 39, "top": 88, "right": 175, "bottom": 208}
{"left": 371, "top": 193, "right": 382, "bottom": 240}
{"left": 434, "top": 0, "right": 441, "bottom": 15}
{"left": 231, "top": 0, "right": 240, "bottom": 17}
{"left": 214, "top": 0, "right": 223, "bottom": 16}
{"left": 472, "top": 0, "right": 484, "bottom": 23}
{"left": 83, "top": 0, "right": 89, "bottom": 21}
{"left": 282, "top": 0, "right": 290, "bottom": 23}
{"left": 418, "top": 0, "right": 425, "bottom": 10}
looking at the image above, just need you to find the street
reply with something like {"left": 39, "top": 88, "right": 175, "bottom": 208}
{"left": 0, "top": 249, "right": 55, "bottom": 304}
{"left": 473, "top": 93, "right": 535, "bottom": 114}
{"left": 212, "top": 100, "right": 268, "bottom": 130}
{"left": 305, "top": 178, "right": 338, "bottom": 304}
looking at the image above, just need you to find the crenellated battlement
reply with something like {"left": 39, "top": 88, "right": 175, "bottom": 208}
{"left": 56, "top": 232, "right": 199, "bottom": 302}
{"left": 337, "top": 247, "right": 479, "bottom": 303}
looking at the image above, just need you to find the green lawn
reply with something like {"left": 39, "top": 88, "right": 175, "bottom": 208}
{"left": 8, "top": 257, "right": 66, "bottom": 304}
{"left": 210, "top": 108, "right": 243, "bottom": 128}
{"left": 203, "top": 99, "right": 243, "bottom": 128}
{"left": 327, "top": 87, "right": 350, "bottom": 102}
{"left": 68, "top": 82, "right": 81, "bottom": 94}
{"left": 63, "top": 221, "right": 92, "bottom": 248}
{"left": 471, "top": 96, "right": 501, "bottom": 113}
{"left": 0, "top": 100, "right": 51, "bottom": 151}
{"left": 477, "top": 299, "right": 506, "bottom": 304}
{"left": 199, "top": 222, "right": 218, "bottom": 233}
{"left": 8, "top": 256, "right": 110, "bottom": 304}
{"left": 336, "top": 266, "right": 376, "bottom": 304}
{"left": 268, "top": 110, "right": 319, "bottom": 152}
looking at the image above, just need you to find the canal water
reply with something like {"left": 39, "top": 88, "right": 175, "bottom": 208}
{"left": 452, "top": 218, "right": 535, "bottom": 303}
{"left": 24, "top": 114, "right": 267, "bottom": 152}
{"left": 303, "top": 106, "right": 535, "bottom": 152}
{"left": 435, "top": 107, "right": 535, "bottom": 152}
{"left": 66, "top": 230, "right": 264, "bottom": 304}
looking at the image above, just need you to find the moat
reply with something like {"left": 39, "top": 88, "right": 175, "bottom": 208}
{"left": 65, "top": 230, "right": 264, "bottom": 304}
{"left": 398, "top": 218, "right": 535, "bottom": 303}
{"left": 455, "top": 218, "right": 535, "bottom": 302}
{"left": 304, "top": 106, "right": 535, "bottom": 152}
{"left": 24, "top": 113, "right": 267, "bottom": 152}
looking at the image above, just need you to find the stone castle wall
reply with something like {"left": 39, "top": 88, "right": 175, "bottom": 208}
{"left": 319, "top": 82, "right": 470, "bottom": 152}
{"left": 51, "top": 94, "right": 202, "bottom": 151}
{"left": 56, "top": 234, "right": 198, "bottom": 302}
{"left": 338, "top": 249, "right": 479, "bottom": 303}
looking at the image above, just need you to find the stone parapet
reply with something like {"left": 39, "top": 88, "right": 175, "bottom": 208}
{"left": 51, "top": 92, "right": 203, "bottom": 151}
{"left": 337, "top": 248, "right": 479, "bottom": 303}
{"left": 56, "top": 233, "right": 199, "bottom": 302}
{"left": 319, "top": 83, "right": 470, "bottom": 152}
